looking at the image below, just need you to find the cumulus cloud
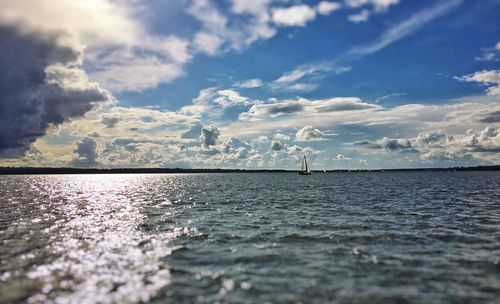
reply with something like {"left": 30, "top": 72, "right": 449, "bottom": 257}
{"left": 179, "top": 87, "right": 259, "bottom": 121}
{"left": 354, "top": 126, "right": 500, "bottom": 164}
{"left": 239, "top": 97, "right": 380, "bottom": 121}
{"left": 272, "top": 5, "right": 317, "bottom": 27}
{"left": 348, "top": 9, "right": 370, "bottom": 23}
{"left": 0, "top": 26, "right": 112, "bottom": 158}
{"left": 296, "top": 126, "right": 325, "bottom": 140}
{"left": 415, "top": 132, "right": 449, "bottom": 147}
{"left": 345, "top": 0, "right": 400, "bottom": 12}
{"left": 271, "top": 2, "right": 341, "bottom": 27}
{"left": 317, "top": 2, "right": 342, "bottom": 15}
{"left": 70, "top": 137, "right": 98, "bottom": 167}
{"left": 200, "top": 125, "right": 220, "bottom": 148}
{"left": 458, "top": 70, "right": 500, "bottom": 96}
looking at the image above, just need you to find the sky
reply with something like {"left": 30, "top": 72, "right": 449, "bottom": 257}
{"left": 0, "top": 0, "right": 499, "bottom": 169}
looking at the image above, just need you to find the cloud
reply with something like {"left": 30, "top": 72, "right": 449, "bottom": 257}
{"left": 353, "top": 126, "right": 500, "bottom": 163}
{"left": 200, "top": 125, "right": 220, "bottom": 148}
{"left": 193, "top": 32, "right": 224, "bottom": 56}
{"left": 0, "top": 26, "right": 112, "bottom": 158}
{"left": 235, "top": 79, "right": 263, "bottom": 88}
{"left": 354, "top": 137, "right": 414, "bottom": 152}
{"left": 271, "top": 140, "right": 284, "bottom": 151}
{"left": 336, "top": 154, "right": 351, "bottom": 160}
{"left": 272, "top": 63, "right": 351, "bottom": 91}
{"left": 272, "top": 5, "right": 317, "bottom": 27}
{"left": 271, "top": 2, "right": 342, "bottom": 27}
{"left": 181, "top": 124, "right": 204, "bottom": 139}
{"left": 0, "top": 0, "right": 195, "bottom": 93}
{"left": 344, "top": 0, "right": 462, "bottom": 59}
{"left": 475, "top": 42, "right": 500, "bottom": 62}
{"left": 345, "top": 0, "right": 400, "bottom": 12}
{"left": 239, "top": 97, "right": 380, "bottom": 121}
{"left": 70, "top": 137, "right": 98, "bottom": 167}
{"left": 458, "top": 70, "right": 500, "bottom": 96}
{"left": 348, "top": 9, "right": 370, "bottom": 23}
{"left": 189, "top": 0, "right": 276, "bottom": 55}
{"left": 480, "top": 110, "right": 500, "bottom": 123}
{"left": 296, "top": 126, "right": 325, "bottom": 140}
{"left": 374, "top": 92, "right": 406, "bottom": 103}
{"left": 101, "top": 117, "right": 120, "bottom": 128}
{"left": 179, "top": 87, "right": 258, "bottom": 121}
{"left": 317, "top": 2, "right": 342, "bottom": 15}
{"left": 213, "top": 90, "right": 253, "bottom": 107}
{"left": 415, "top": 132, "right": 449, "bottom": 147}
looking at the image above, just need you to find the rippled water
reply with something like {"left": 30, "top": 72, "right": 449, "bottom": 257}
{"left": 0, "top": 172, "right": 499, "bottom": 303}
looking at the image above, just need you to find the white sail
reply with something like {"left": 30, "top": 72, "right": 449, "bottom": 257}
{"left": 301, "top": 156, "right": 309, "bottom": 172}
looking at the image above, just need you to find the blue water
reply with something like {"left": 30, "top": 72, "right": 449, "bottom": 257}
{"left": 0, "top": 172, "right": 499, "bottom": 303}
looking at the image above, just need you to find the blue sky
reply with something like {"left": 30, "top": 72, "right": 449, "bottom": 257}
{"left": 0, "top": 0, "right": 499, "bottom": 169}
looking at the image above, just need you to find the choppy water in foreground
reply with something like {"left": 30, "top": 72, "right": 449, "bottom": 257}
{"left": 0, "top": 172, "right": 499, "bottom": 303}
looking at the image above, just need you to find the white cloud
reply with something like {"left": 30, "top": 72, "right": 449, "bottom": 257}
{"left": 193, "top": 32, "right": 224, "bottom": 55}
{"left": 458, "top": 70, "right": 500, "bottom": 96}
{"left": 336, "top": 154, "right": 351, "bottom": 160}
{"left": 272, "top": 5, "right": 317, "bottom": 27}
{"left": 344, "top": 0, "right": 462, "bottom": 59}
{"left": 345, "top": 0, "right": 400, "bottom": 12}
{"left": 272, "top": 63, "right": 351, "bottom": 92}
{"left": 316, "top": 2, "right": 342, "bottom": 15}
{"left": 235, "top": 79, "right": 264, "bottom": 88}
{"left": 353, "top": 126, "right": 500, "bottom": 164}
{"left": 189, "top": 0, "right": 277, "bottom": 54}
{"left": 213, "top": 90, "right": 253, "bottom": 107}
{"left": 296, "top": 126, "right": 326, "bottom": 140}
{"left": 178, "top": 87, "right": 258, "bottom": 120}
{"left": 239, "top": 97, "right": 380, "bottom": 121}
{"left": 348, "top": 9, "right": 370, "bottom": 23}
{"left": 475, "top": 42, "right": 500, "bottom": 62}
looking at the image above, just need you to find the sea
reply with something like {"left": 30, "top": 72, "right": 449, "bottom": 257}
{"left": 0, "top": 172, "right": 499, "bottom": 303}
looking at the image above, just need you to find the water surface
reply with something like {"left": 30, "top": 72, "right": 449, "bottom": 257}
{"left": 0, "top": 172, "right": 499, "bottom": 303}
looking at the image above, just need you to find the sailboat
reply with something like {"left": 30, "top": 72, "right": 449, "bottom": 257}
{"left": 299, "top": 155, "right": 312, "bottom": 175}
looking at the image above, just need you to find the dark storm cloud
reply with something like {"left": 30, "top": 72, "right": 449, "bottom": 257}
{"left": 0, "top": 26, "right": 111, "bottom": 157}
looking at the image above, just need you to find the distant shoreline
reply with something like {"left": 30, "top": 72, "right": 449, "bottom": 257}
{"left": 0, "top": 165, "right": 498, "bottom": 175}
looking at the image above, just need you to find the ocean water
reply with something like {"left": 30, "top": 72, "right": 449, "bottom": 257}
{"left": 0, "top": 172, "right": 499, "bottom": 303}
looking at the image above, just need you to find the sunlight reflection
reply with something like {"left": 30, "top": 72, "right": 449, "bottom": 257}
{"left": 23, "top": 175, "right": 179, "bottom": 303}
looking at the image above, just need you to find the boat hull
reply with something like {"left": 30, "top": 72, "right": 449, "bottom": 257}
{"left": 299, "top": 171, "right": 312, "bottom": 175}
